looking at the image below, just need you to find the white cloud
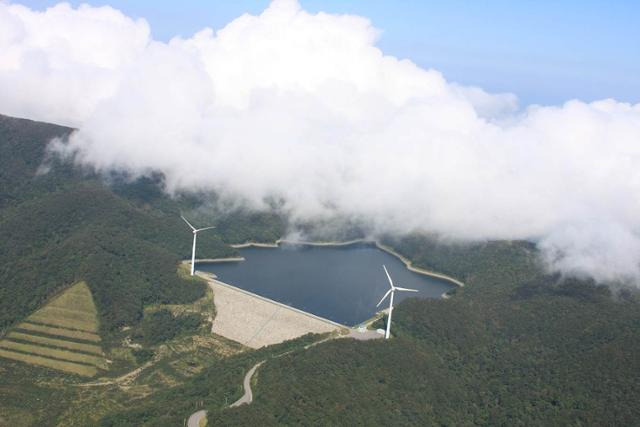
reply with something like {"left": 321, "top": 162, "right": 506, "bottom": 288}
{"left": 0, "top": 2, "right": 150, "bottom": 125}
{"left": 2, "top": 0, "right": 640, "bottom": 285}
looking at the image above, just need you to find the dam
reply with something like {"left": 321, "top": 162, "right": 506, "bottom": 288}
{"left": 197, "top": 243, "right": 455, "bottom": 346}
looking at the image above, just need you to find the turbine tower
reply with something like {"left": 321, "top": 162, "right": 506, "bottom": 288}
{"left": 181, "top": 215, "right": 215, "bottom": 276}
{"left": 376, "top": 265, "right": 418, "bottom": 339}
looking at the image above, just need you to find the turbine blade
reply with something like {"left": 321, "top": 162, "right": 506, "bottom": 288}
{"left": 395, "top": 287, "right": 419, "bottom": 292}
{"left": 195, "top": 226, "right": 216, "bottom": 232}
{"left": 181, "top": 215, "right": 196, "bottom": 231}
{"left": 383, "top": 265, "right": 394, "bottom": 289}
{"left": 376, "top": 289, "right": 392, "bottom": 307}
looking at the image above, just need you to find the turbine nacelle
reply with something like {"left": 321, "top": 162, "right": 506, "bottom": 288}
{"left": 377, "top": 265, "right": 418, "bottom": 306}
{"left": 182, "top": 216, "right": 216, "bottom": 235}
{"left": 195, "top": 226, "right": 216, "bottom": 233}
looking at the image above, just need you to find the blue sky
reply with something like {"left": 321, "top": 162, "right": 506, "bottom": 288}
{"left": 17, "top": 0, "right": 640, "bottom": 106}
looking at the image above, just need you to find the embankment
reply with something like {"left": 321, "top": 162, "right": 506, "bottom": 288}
{"left": 229, "top": 239, "right": 465, "bottom": 288}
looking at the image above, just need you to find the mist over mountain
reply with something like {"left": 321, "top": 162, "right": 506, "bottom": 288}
{"left": 1, "top": 0, "right": 640, "bottom": 284}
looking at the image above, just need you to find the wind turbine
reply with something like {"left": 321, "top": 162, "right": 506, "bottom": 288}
{"left": 377, "top": 265, "right": 418, "bottom": 339}
{"left": 181, "top": 215, "right": 215, "bottom": 276}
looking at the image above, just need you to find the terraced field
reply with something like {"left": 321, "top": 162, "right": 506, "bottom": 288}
{"left": 0, "top": 282, "right": 107, "bottom": 377}
{"left": 17, "top": 322, "right": 101, "bottom": 342}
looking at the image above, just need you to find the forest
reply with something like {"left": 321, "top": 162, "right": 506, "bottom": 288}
{"left": 102, "top": 236, "right": 640, "bottom": 426}
{"left": 1, "top": 114, "right": 639, "bottom": 426}
{"left": 0, "top": 115, "right": 280, "bottom": 336}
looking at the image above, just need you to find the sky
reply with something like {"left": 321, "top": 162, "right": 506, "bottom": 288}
{"left": 1, "top": 0, "right": 640, "bottom": 286}
{"left": 16, "top": 0, "right": 640, "bottom": 106}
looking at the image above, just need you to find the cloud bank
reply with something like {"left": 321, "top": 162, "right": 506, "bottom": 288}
{"left": 1, "top": 0, "right": 640, "bottom": 284}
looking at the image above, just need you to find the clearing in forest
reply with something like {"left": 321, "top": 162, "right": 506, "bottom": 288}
{"left": 0, "top": 282, "right": 106, "bottom": 377}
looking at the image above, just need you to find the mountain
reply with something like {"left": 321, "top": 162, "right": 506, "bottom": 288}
{"left": 105, "top": 238, "right": 640, "bottom": 426}
{"left": 1, "top": 114, "right": 639, "bottom": 426}
{"left": 0, "top": 114, "right": 232, "bottom": 334}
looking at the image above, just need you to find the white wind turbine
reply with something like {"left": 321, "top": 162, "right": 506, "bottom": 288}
{"left": 181, "top": 215, "right": 216, "bottom": 276}
{"left": 377, "top": 265, "right": 418, "bottom": 339}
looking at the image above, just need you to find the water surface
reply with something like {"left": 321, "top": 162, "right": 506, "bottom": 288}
{"left": 199, "top": 243, "right": 454, "bottom": 326}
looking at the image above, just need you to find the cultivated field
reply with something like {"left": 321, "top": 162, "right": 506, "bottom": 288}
{"left": 0, "top": 282, "right": 107, "bottom": 377}
{"left": 0, "top": 349, "right": 98, "bottom": 377}
{"left": 0, "top": 340, "right": 107, "bottom": 368}
{"left": 6, "top": 332, "right": 103, "bottom": 355}
{"left": 26, "top": 282, "right": 100, "bottom": 332}
{"left": 29, "top": 307, "right": 97, "bottom": 332}
{"left": 17, "top": 322, "right": 101, "bottom": 342}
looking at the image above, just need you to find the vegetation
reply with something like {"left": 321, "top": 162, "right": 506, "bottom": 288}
{"left": 0, "top": 114, "right": 249, "bottom": 422}
{"left": 0, "top": 282, "right": 107, "bottom": 377}
{"left": 0, "top": 114, "right": 287, "bottom": 337}
{"left": 132, "top": 309, "right": 202, "bottom": 346}
{"left": 98, "top": 334, "right": 325, "bottom": 427}
{"left": 0, "top": 276, "right": 245, "bottom": 426}
{"left": 0, "top": 349, "right": 98, "bottom": 377}
{"left": 0, "top": 340, "right": 105, "bottom": 368}
{"left": 100, "top": 236, "right": 640, "bottom": 426}
{"left": 206, "top": 238, "right": 640, "bottom": 426}
{"left": 5, "top": 332, "right": 103, "bottom": 355}
{"left": 132, "top": 348, "right": 155, "bottom": 364}
{"left": 16, "top": 322, "right": 100, "bottom": 342}
{"left": 0, "top": 115, "right": 231, "bottom": 336}
{"left": 25, "top": 282, "right": 100, "bottom": 333}
{"left": 1, "top": 114, "right": 639, "bottom": 426}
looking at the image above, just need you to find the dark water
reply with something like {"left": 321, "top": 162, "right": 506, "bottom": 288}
{"left": 198, "top": 243, "right": 454, "bottom": 326}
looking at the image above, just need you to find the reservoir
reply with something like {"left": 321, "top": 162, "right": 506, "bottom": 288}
{"left": 198, "top": 243, "right": 455, "bottom": 326}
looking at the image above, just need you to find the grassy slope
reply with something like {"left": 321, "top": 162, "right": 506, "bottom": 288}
{"left": 0, "top": 282, "right": 107, "bottom": 377}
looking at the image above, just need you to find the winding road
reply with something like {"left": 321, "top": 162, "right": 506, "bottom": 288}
{"left": 186, "top": 325, "right": 382, "bottom": 423}
{"left": 187, "top": 410, "right": 207, "bottom": 427}
{"left": 230, "top": 361, "right": 265, "bottom": 407}
{"left": 185, "top": 360, "right": 263, "bottom": 426}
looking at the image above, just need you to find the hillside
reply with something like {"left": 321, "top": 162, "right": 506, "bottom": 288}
{"left": 0, "top": 282, "right": 106, "bottom": 377}
{"left": 1, "top": 115, "right": 639, "bottom": 426}
{"left": 102, "top": 240, "right": 640, "bottom": 426}
{"left": 0, "top": 115, "right": 237, "bottom": 335}
{"left": 205, "top": 239, "right": 640, "bottom": 425}
{"left": 0, "top": 114, "right": 284, "bottom": 426}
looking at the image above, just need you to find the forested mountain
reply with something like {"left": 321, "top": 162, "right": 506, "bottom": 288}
{"left": 105, "top": 238, "right": 640, "bottom": 426}
{"left": 0, "top": 114, "right": 237, "bottom": 334}
{"left": 1, "top": 115, "right": 639, "bottom": 426}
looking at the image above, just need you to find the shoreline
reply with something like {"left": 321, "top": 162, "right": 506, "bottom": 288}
{"left": 230, "top": 241, "right": 280, "bottom": 248}
{"left": 373, "top": 241, "right": 465, "bottom": 288}
{"left": 228, "top": 239, "right": 465, "bottom": 290}
{"left": 193, "top": 257, "right": 246, "bottom": 263}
